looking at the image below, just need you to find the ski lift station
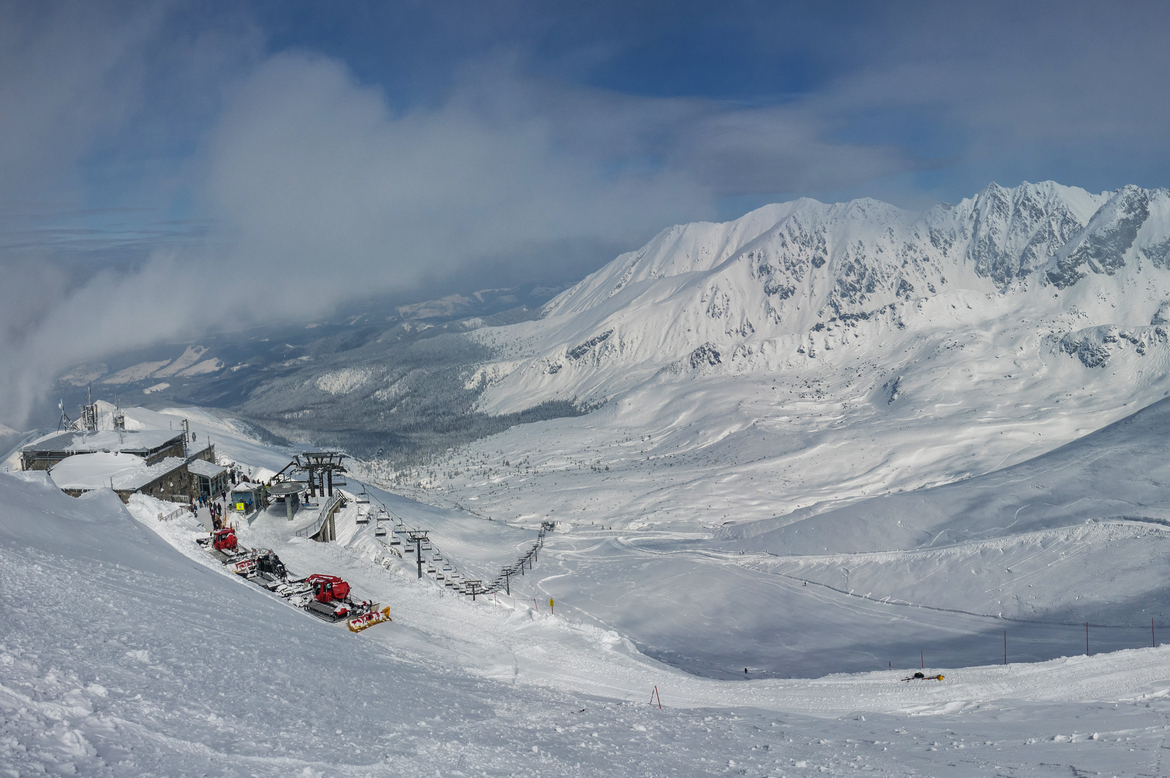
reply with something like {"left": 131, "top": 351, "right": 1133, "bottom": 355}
{"left": 21, "top": 392, "right": 231, "bottom": 504}
{"left": 231, "top": 482, "right": 266, "bottom": 516}
{"left": 187, "top": 458, "right": 229, "bottom": 497}
{"left": 20, "top": 429, "right": 187, "bottom": 471}
{"left": 49, "top": 452, "right": 194, "bottom": 503}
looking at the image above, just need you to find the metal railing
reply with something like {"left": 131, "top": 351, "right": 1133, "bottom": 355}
{"left": 295, "top": 494, "right": 343, "bottom": 540}
{"left": 157, "top": 506, "right": 187, "bottom": 522}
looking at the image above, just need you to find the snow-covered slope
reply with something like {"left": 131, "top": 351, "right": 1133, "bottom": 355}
{"left": 724, "top": 393, "right": 1170, "bottom": 555}
{"left": 9, "top": 464, "right": 1170, "bottom": 775}
{"left": 325, "top": 182, "right": 1170, "bottom": 684}
{"left": 363, "top": 182, "right": 1170, "bottom": 538}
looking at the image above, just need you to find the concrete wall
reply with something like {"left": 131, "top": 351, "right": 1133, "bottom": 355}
{"left": 145, "top": 441, "right": 186, "bottom": 465}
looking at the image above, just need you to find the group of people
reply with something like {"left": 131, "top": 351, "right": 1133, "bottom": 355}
{"left": 209, "top": 500, "right": 227, "bottom": 530}
{"left": 189, "top": 490, "right": 231, "bottom": 530}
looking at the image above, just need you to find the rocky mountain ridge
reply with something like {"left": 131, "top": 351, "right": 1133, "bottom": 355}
{"left": 473, "top": 181, "right": 1170, "bottom": 414}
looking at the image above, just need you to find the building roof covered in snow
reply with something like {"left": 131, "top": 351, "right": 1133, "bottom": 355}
{"left": 23, "top": 429, "right": 185, "bottom": 458}
{"left": 47, "top": 452, "right": 183, "bottom": 491}
{"left": 187, "top": 459, "right": 226, "bottom": 478}
{"left": 117, "top": 457, "right": 188, "bottom": 491}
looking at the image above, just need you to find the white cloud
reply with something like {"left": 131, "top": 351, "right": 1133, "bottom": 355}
{"left": 202, "top": 52, "right": 714, "bottom": 304}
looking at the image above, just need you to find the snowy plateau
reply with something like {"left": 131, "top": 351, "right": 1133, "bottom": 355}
{"left": 11, "top": 181, "right": 1170, "bottom": 775}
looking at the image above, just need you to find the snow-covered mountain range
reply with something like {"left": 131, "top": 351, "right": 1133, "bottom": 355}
{"left": 14, "top": 183, "right": 1170, "bottom": 774}
{"left": 342, "top": 181, "right": 1170, "bottom": 682}
{"left": 476, "top": 181, "right": 1170, "bottom": 413}
{"left": 373, "top": 181, "right": 1170, "bottom": 534}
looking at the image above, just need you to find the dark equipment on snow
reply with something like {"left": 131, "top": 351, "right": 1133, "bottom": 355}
{"left": 249, "top": 549, "right": 288, "bottom": 589}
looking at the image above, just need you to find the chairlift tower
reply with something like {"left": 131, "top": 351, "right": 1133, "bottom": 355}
{"left": 293, "top": 452, "right": 347, "bottom": 498}
{"left": 407, "top": 531, "right": 429, "bottom": 579}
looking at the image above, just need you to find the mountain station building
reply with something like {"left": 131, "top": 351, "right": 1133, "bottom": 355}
{"left": 20, "top": 430, "right": 187, "bottom": 471}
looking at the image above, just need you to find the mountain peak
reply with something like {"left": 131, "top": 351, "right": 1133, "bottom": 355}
{"left": 486, "top": 180, "right": 1170, "bottom": 416}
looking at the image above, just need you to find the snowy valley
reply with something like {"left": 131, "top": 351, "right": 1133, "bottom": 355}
{"left": 10, "top": 181, "right": 1170, "bottom": 774}
{"left": 6, "top": 406, "right": 1170, "bottom": 776}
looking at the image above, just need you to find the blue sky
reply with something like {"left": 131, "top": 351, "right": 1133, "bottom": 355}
{"left": 1, "top": 0, "right": 1169, "bottom": 423}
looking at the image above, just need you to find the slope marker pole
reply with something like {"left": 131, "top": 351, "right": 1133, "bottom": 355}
{"left": 1085, "top": 622, "right": 1089, "bottom": 656}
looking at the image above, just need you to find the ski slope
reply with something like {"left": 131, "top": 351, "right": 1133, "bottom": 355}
{"left": 7, "top": 467, "right": 1170, "bottom": 776}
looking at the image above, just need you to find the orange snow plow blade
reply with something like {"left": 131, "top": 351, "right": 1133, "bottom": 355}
{"left": 348, "top": 606, "right": 392, "bottom": 633}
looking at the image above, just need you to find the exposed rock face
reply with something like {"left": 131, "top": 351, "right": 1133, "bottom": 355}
{"left": 1058, "top": 325, "right": 1168, "bottom": 367}
{"left": 1046, "top": 186, "right": 1152, "bottom": 288}
{"left": 961, "top": 181, "right": 1092, "bottom": 288}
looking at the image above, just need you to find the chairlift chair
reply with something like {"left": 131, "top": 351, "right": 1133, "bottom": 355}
{"left": 356, "top": 510, "right": 369, "bottom": 525}
{"left": 375, "top": 525, "right": 387, "bottom": 537}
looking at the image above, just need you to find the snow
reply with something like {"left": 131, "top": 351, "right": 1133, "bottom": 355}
{"left": 341, "top": 181, "right": 1170, "bottom": 687}
{"left": 120, "top": 405, "right": 297, "bottom": 474}
{"left": 176, "top": 357, "right": 223, "bottom": 377}
{"left": 101, "top": 359, "right": 173, "bottom": 384}
{"left": 46, "top": 452, "right": 149, "bottom": 490}
{"left": 315, "top": 367, "right": 374, "bottom": 396}
{"left": 186, "top": 458, "right": 226, "bottom": 478}
{"left": 152, "top": 345, "right": 208, "bottom": 378}
{"left": 23, "top": 429, "right": 183, "bottom": 455}
{"left": 49, "top": 453, "right": 188, "bottom": 492}
{"left": 13, "top": 181, "right": 1170, "bottom": 773}
{"left": 5, "top": 462, "right": 1170, "bottom": 775}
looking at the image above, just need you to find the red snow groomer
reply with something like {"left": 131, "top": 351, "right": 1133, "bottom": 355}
{"left": 302, "top": 574, "right": 372, "bottom": 622}
{"left": 213, "top": 527, "right": 237, "bottom": 552}
{"left": 197, "top": 527, "right": 250, "bottom": 562}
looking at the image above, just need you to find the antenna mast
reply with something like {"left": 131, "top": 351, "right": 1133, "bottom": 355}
{"left": 57, "top": 400, "right": 74, "bottom": 432}
{"left": 80, "top": 385, "right": 98, "bottom": 432}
